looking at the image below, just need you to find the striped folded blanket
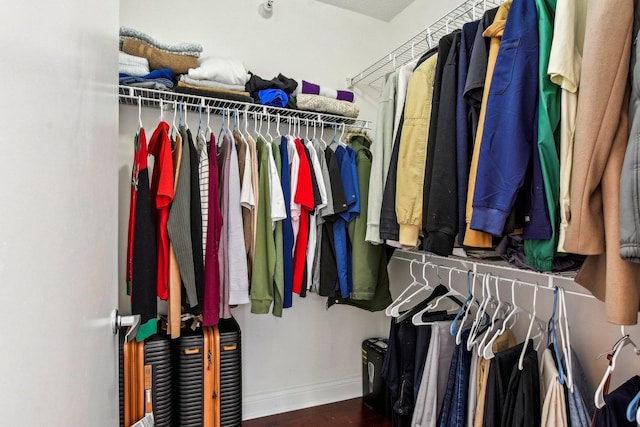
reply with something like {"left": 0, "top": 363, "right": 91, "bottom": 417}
{"left": 119, "top": 27, "right": 202, "bottom": 56}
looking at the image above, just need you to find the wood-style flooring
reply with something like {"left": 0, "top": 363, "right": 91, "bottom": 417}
{"left": 242, "top": 398, "right": 393, "bottom": 427}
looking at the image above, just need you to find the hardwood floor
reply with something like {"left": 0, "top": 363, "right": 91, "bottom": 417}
{"left": 242, "top": 398, "right": 393, "bottom": 427}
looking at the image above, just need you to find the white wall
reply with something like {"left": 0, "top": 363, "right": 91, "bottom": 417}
{"left": 0, "top": 0, "right": 120, "bottom": 425}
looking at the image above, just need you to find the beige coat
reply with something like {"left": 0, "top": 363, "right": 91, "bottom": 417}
{"left": 564, "top": 0, "right": 640, "bottom": 325}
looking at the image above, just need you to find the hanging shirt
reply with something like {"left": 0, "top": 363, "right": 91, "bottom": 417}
{"left": 227, "top": 134, "right": 250, "bottom": 306}
{"left": 271, "top": 139, "right": 285, "bottom": 317}
{"left": 167, "top": 126, "right": 197, "bottom": 307}
{"left": 250, "top": 137, "right": 276, "bottom": 314}
{"left": 279, "top": 137, "right": 294, "bottom": 308}
{"left": 217, "top": 133, "right": 231, "bottom": 318}
{"left": 198, "top": 132, "right": 209, "bottom": 262}
{"left": 147, "top": 121, "right": 174, "bottom": 301}
{"left": 305, "top": 139, "right": 327, "bottom": 292}
{"left": 540, "top": 348, "right": 568, "bottom": 427}
{"left": 187, "top": 129, "right": 205, "bottom": 312}
{"left": 203, "top": 134, "right": 223, "bottom": 327}
{"left": 240, "top": 133, "right": 255, "bottom": 278}
{"left": 167, "top": 131, "right": 183, "bottom": 337}
{"left": 287, "top": 136, "right": 301, "bottom": 247}
{"left": 333, "top": 144, "right": 357, "bottom": 298}
{"left": 266, "top": 142, "right": 287, "bottom": 227}
{"left": 128, "top": 128, "right": 158, "bottom": 341}
{"left": 292, "top": 138, "right": 314, "bottom": 295}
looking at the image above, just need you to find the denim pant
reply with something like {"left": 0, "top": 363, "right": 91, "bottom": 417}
{"left": 437, "top": 329, "right": 472, "bottom": 427}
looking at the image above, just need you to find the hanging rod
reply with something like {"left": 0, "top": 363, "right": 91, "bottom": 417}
{"left": 391, "top": 250, "right": 596, "bottom": 300}
{"left": 118, "top": 85, "right": 371, "bottom": 130}
{"left": 348, "top": 0, "right": 503, "bottom": 88}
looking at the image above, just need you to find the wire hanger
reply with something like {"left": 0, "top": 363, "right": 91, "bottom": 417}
{"left": 594, "top": 325, "right": 640, "bottom": 409}
{"left": 385, "top": 260, "right": 431, "bottom": 317}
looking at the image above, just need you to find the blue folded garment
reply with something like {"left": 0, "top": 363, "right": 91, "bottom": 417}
{"left": 119, "top": 68, "right": 175, "bottom": 89}
{"left": 257, "top": 88, "right": 289, "bottom": 107}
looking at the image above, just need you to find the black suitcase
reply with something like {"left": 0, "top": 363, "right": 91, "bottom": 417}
{"left": 120, "top": 332, "right": 174, "bottom": 427}
{"left": 362, "top": 338, "right": 391, "bottom": 416}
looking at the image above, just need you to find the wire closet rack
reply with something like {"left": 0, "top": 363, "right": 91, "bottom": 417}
{"left": 119, "top": 85, "right": 371, "bottom": 130}
{"left": 348, "top": 0, "right": 503, "bottom": 87}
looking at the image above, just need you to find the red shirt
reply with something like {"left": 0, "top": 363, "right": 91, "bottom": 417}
{"left": 292, "top": 138, "right": 315, "bottom": 294}
{"left": 148, "top": 122, "right": 174, "bottom": 300}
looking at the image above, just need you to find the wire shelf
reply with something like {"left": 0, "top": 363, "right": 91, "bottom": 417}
{"left": 118, "top": 85, "right": 371, "bottom": 130}
{"left": 348, "top": 0, "right": 503, "bottom": 87}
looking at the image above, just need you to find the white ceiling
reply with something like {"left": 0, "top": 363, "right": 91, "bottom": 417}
{"left": 315, "top": 0, "right": 415, "bottom": 22}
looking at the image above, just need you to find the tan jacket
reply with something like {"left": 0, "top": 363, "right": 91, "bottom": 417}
{"left": 565, "top": 0, "right": 640, "bottom": 325}
{"left": 396, "top": 53, "right": 438, "bottom": 248}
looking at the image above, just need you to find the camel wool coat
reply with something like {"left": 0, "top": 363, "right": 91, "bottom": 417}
{"left": 563, "top": 0, "right": 640, "bottom": 325}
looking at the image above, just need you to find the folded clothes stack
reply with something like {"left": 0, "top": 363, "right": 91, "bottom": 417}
{"left": 176, "top": 56, "right": 253, "bottom": 103}
{"left": 245, "top": 73, "right": 298, "bottom": 108}
{"left": 119, "top": 27, "right": 202, "bottom": 74}
{"left": 119, "top": 68, "right": 175, "bottom": 91}
{"left": 296, "top": 93, "right": 360, "bottom": 118}
{"left": 119, "top": 52, "right": 149, "bottom": 77}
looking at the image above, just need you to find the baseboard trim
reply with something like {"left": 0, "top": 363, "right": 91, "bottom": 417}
{"left": 242, "top": 375, "right": 362, "bottom": 420}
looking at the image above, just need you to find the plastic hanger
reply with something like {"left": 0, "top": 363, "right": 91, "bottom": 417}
{"left": 243, "top": 110, "right": 250, "bottom": 139}
{"left": 218, "top": 107, "right": 226, "bottom": 143}
{"left": 206, "top": 107, "right": 213, "bottom": 140}
{"left": 276, "top": 113, "right": 282, "bottom": 136}
{"left": 477, "top": 276, "right": 510, "bottom": 358}
{"left": 411, "top": 267, "right": 464, "bottom": 326}
{"left": 233, "top": 109, "right": 239, "bottom": 133}
{"left": 305, "top": 119, "right": 310, "bottom": 140}
{"left": 450, "top": 271, "right": 475, "bottom": 339}
{"left": 159, "top": 98, "right": 164, "bottom": 123}
{"left": 171, "top": 101, "right": 178, "bottom": 138}
{"left": 482, "top": 279, "right": 521, "bottom": 359}
{"left": 183, "top": 102, "right": 189, "bottom": 130}
{"left": 518, "top": 284, "right": 540, "bottom": 370}
{"left": 226, "top": 108, "right": 231, "bottom": 135}
{"left": 594, "top": 326, "right": 640, "bottom": 409}
{"left": 547, "top": 288, "right": 567, "bottom": 384}
{"left": 137, "top": 96, "right": 143, "bottom": 130}
{"left": 557, "top": 287, "right": 573, "bottom": 391}
{"left": 399, "top": 284, "right": 448, "bottom": 324}
{"left": 385, "top": 260, "right": 431, "bottom": 317}
{"left": 466, "top": 273, "right": 493, "bottom": 351}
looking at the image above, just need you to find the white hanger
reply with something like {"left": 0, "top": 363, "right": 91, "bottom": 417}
{"left": 477, "top": 276, "right": 509, "bottom": 358}
{"left": 482, "top": 278, "right": 520, "bottom": 359}
{"left": 276, "top": 113, "right": 281, "bottom": 136}
{"left": 183, "top": 102, "right": 189, "bottom": 130}
{"left": 518, "top": 284, "right": 539, "bottom": 370}
{"left": 557, "top": 287, "right": 574, "bottom": 392}
{"left": 305, "top": 119, "right": 310, "bottom": 140}
{"left": 385, "top": 260, "right": 431, "bottom": 317}
{"left": 412, "top": 267, "right": 463, "bottom": 326}
{"left": 455, "top": 271, "right": 478, "bottom": 345}
{"left": 466, "top": 273, "right": 493, "bottom": 351}
{"left": 594, "top": 326, "right": 640, "bottom": 409}
{"left": 243, "top": 110, "right": 250, "bottom": 138}
{"left": 171, "top": 100, "right": 178, "bottom": 137}
{"left": 137, "top": 96, "right": 143, "bottom": 130}
{"left": 159, "top": 98, "right": 164, "bottom": 123}
{"left": 206, "top": 107, "right": 213, "bottom": 140}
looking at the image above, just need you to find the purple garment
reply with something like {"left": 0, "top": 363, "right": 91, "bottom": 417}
{"left": 301, "top": 80, "right": 355, "bottom": 103}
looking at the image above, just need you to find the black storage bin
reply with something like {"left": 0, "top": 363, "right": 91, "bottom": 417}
{"left": 362, "top": 338, "right": 391, "bottom": 416}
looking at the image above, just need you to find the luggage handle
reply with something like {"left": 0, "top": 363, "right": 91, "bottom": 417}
{"left": 184, "top": 348, "right": 200, "bottom": 355}
{"left": 222, "top": 344, "right": 237, "bottom": 351}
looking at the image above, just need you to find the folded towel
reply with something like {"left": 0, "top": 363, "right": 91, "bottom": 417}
{"left": 300, "top": 80, "right": 355, "bottom": 103}
{"left": 121, "top": 80, "right": 172, "bottom": 91}
{"left": 122, "top": 39, "right": 197, "bottom": 74}
{"left": 174, "top": 81, "right": 254, "bottom": 103}
{"left": 119, "top": 51, "right": 149, "bottom": 67}
{"left": 257, "top": 89, "right": 289, "bottom": 108}
{"left": 296, "top": 93, "right": 359, "bottom": 118}
{"left": 187, "top": 56, "right": 249, "bottom": 86}
{"left": 119, "top": 63, "right": 149, "bottom": 77}
{"left": 120, "top": 68, "right": 175, "bottom": 89}
{"left": 119, "top": 27, "right": 202, "bottom": 56}
{"left": 179, "top": 75, "right": 246, "bottom": 92}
